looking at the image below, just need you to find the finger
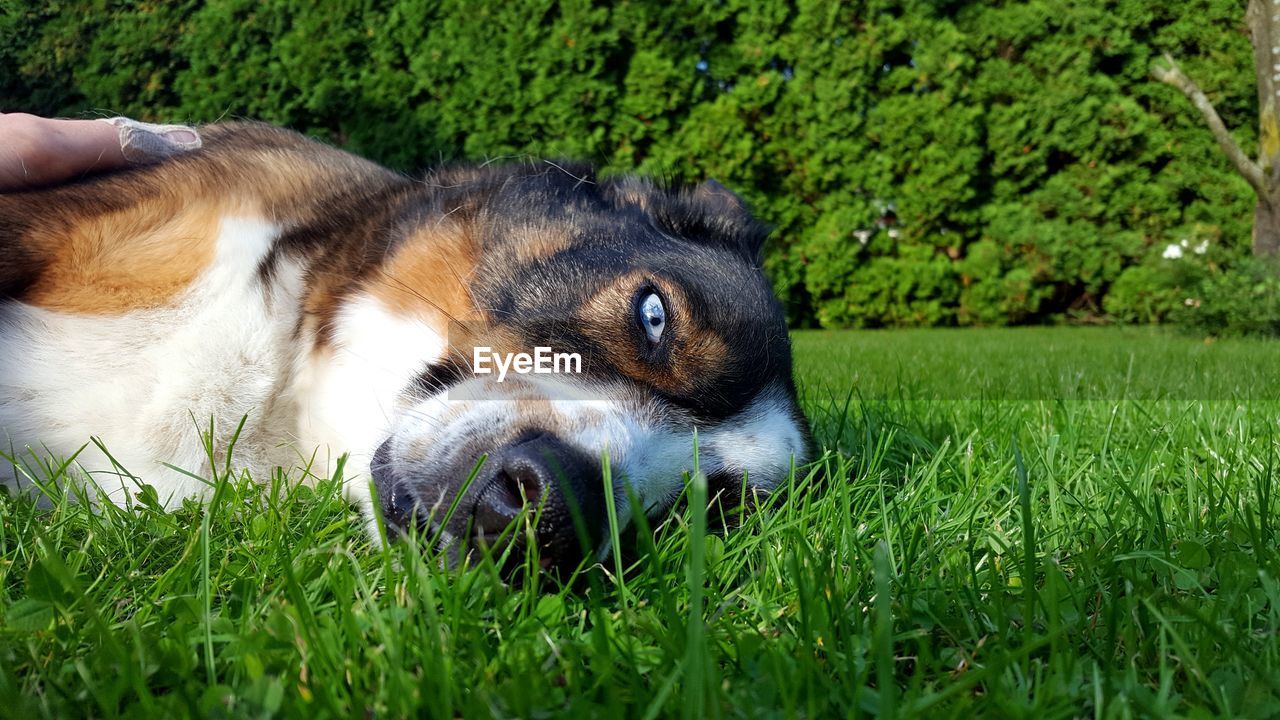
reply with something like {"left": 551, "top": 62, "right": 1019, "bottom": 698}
{"left": 97, "top": 116, "right": 202, "bottom": 162}
{"left": 0, "top": 113, "right": 128, "bottom": 191}
{"left": 52, "top": 117, "right": 132, "bottom": 173}
{"left": 0, "top": 114, "right": 201, "bottom": 192}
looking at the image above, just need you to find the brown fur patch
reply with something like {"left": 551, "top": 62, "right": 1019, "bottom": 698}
{"left": 577, "top": 271, "right": 729, "bottom": 395}
{"left": 361, "top": 220, "right": 488, "bottom": 372}
{"left": 509, "top": 223, "right": 575, "bottom": 264}
{"left": 0, "top": 122, "right": 407, "bottom": 316}
{"left": 368, "top": 222, "right": 478, "bottom": 322}
{"left": 21, "top": 199, "right": 230, "bottom": 313}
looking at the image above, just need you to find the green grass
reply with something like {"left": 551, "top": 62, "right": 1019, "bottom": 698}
{"left": 2, "top": 327, "right": 1278, "bottom": 718}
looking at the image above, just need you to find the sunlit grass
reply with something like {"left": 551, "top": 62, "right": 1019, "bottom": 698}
{"left": 1, "top": 327, "right": 1277, "bottom": 717}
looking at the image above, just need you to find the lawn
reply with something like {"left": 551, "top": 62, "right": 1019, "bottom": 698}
{"left": 1, "top": 327, "right": 1277, "bottom": 718}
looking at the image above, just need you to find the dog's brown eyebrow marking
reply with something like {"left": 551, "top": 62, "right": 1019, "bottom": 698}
{"left": 507, "top": 222, "right": 576, "bottom": 264}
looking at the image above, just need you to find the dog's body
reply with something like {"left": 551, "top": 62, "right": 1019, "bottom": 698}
{"left": 0, "top": 123, "right": 808, "bottom": 566}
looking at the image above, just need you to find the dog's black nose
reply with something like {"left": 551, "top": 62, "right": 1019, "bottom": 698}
{"left": 471, "top": 432, "right": 604, "bottom": 571}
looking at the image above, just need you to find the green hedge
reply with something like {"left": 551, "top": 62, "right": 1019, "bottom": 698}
{"left": 0, "top": 0, "right": 1258, "bottom": 328}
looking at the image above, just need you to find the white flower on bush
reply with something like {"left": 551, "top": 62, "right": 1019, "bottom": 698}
{"left": 1163, "top": 237, "right": 1209, "bottom": 260}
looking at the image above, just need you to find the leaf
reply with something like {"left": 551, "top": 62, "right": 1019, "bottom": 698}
{"left": 5, "top": 598, "right": 54, "bottom": 632}
{"left": 1172, "top": 567, "right": 1201, "bottom": 591}
{"left": 535, "top": 595, "right": 564, "bottom": 625}
{"left": 1176, "top": 539, "right": 1210, "bottom": 570}
{"left": 251, "top": 514, "right": 271, "bottom": 539}
{"left": 703, "top": 535, "right": 726, "bottom": 569}
{"left": 25, "top": 554, "right": 80, "bottom": 604}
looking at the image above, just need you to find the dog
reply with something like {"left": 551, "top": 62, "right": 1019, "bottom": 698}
{"left": 0, "top": 122, "right": 810, "bottom": 570}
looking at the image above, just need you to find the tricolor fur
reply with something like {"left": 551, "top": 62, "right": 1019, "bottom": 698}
{"left": 0, "top": 122, "right": 809, "bottom": 568}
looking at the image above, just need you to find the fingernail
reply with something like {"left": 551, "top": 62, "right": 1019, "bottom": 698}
{"left": 99, "top": 116, "right": 202, "bottom": 162}
{"left": 160, "top": 128, "right": 201, "bottom": 149}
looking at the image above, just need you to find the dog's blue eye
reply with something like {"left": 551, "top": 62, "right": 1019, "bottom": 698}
{"left": 639, "top": 292, "right": 665, "bottom": 344}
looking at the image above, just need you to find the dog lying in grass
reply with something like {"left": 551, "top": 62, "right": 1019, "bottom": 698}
{"left": 0, "top": 122, "right": 810, "bottom": 571}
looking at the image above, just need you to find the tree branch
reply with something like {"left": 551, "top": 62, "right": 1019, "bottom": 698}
{"left": 1153, "top": 52, "right": 1269, "bottom": 200}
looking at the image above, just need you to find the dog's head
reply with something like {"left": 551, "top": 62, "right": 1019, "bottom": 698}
{"left": 368, "top": 163, "right": 809, "bottom": 570}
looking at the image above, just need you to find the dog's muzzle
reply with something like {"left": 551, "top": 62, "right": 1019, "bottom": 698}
{"left": 373, "top": 432, "right": 606, "bottom": 574}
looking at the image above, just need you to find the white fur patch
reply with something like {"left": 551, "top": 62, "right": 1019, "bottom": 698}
{"left": 289, "top": 293, "right": 448, "bottom": 507}
{"left": 0, "top": 216, "right": 298, "bottom": 505}
{"left": 700, "top": 388, "right": 807, "bottom": 488}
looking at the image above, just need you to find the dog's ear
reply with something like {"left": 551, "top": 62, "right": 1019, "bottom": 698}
{"left": 680, "top": 178, "right": 768, "bottom": 264}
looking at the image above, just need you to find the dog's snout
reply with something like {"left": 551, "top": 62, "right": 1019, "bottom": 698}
{"left": 471, "top": 432, "right": 604, "bottom": 571}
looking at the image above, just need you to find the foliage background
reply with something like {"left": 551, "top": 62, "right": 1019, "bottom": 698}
{"left": 0, "top": 0, "right": 1261, "bottom": 328}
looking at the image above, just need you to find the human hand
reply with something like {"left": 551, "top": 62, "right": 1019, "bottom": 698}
{"left": 0, "top": 113, "right": 201, "bottom": 191}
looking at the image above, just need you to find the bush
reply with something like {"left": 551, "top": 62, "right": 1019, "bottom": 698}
{"left": 958, "top": 240, "right": 1053, "bottom": 325}
{"left": 1098, "top": 226, "right": 1280, "bottom": 338}
{"left": 1104, "top": 264, "right": 1188, "bottom": 324}
{"left": 1176, "top": 256, "right": 1280, "bottom": 337}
